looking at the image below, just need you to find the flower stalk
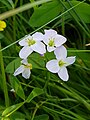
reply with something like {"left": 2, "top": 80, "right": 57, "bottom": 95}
{"left": 0, "top": 43, "right": 9, "bottom": 107}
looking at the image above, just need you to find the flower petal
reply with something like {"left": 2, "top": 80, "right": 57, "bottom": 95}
{"left": 0, "top": 20, "right": 6, "bottom": 29}
{"left": 43, "top": 37, "right": 49, "bottom": 45}
{"left": 54, "top": 46, "right": 67, "bottom": 60}
{"left": 54, "top": 35, "right": 67, "bottom": 47}
{"left": 32, "top": 32, "right": 44, "bottom": 41}
{"left": 19, "top": 46, "right": 33, "bottom": 59}
{"left": 31, "top": 42, "right": 46, "bottom": 54}
{"left": 47, "top": 46, "right": 56, "bottom": 52}
{"left": 22, "top": 68, "right": 31, "bottom": 79}
{"left": 64, "top": 56, "right": 76, "bottom": 66}
{"left": 58, "top": 67, "right": 69, "bottom": 81}
{"left": 19, "top": 35, "right": 32, "bottom": 46}
{"left": 19, "top": 39, "right": 27, "bottom": 46}
{"left": 44, "top": 29, "right": 57, "bottom": 37}
{"left": 46, "top": 60, "right": 60, "bottom": 73}
{"left": 0, "top": 28, "right": 4, "bottom": 31}
{"left": 43, "top": 29, "right": 57, "bottom": 45}
{"left": 14, "top": 65, "right": 24, "bottom": 76}
{"left": 21, "top": 59, "right": 28, "bottom": 65}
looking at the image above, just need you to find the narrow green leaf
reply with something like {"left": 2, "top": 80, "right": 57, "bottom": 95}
{"left": 2, "top": 102, "right": 25, "bottom": 118}
{"left": 34, "top": 114, "right": 49, "bottom": 120}
{"left": 26, "top": 88, "right": 44, "bottom": 103}
{"left": 7, "top": 0, "right": 14, "bottom": 8}
{"left": 10, "top": 75, "right": 25, "bottom": 100}
{"left": 5, "top": 58, "right": 21, "bottom": 74}
{"left": 65, "top": 1, "right": 90, "bottom": 23}
{"left": 10, "top": 111, "right": 26, "bottom": 120}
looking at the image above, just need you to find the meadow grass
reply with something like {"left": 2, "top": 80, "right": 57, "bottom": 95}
{"left": 0, "top": 0, "right": 90, "bottom": 120}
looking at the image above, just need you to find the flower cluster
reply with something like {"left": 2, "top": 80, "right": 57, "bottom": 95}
{"left": 14, "top": 29, "right": 76, "bottom": 81}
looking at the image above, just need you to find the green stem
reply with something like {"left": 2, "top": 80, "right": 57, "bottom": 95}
{"left": 0, "top": 43, "right": 9, "bottom": 107}
{"left": 31, "top": 104, "right": 39, "bottom": 120}
{"left": 13, "top": 16, "right": 16, "bottom": 42}
{"left": 30, "top": 0, "right": 38, "bottom": 10}
{"left": 68, "top": 50, "right": 90, "bottom": 52}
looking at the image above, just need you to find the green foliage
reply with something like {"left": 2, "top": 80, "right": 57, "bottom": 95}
{"left": 33, "top": 114, "right": 49, "bottom": 120}
{"left": 5, "top": 58, "right": 21, "bottom": 74}
{"left": 0, "top": 0, "right": 90, "bottom": 120}
{"left": 10, "top": 75, "right": 25, "bottom": 100}
{"left": 26, "top": 88, "right": 44, "bottom": 103}
{"left": 29, "top": 0, "right": 62, "bottom": 27}
{"left": 30, "top": 1, "right": 90, "bottom": 28}
{"left": 2, "top": 87, "right": 44, "bottom": 119}
{"left": 2, "top": 102, "right": 25, "bottom": 119}
{"left": 65, "top": 1, "right": 90, "bottom": 23}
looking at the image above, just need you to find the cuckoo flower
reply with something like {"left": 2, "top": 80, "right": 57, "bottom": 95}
{"left": 14, "top": 59, "right": 32, "bottom": 79}
{"left": 43, "top": 29, "right": 67, "bottom": 52}
{"left": 0, "top": 20, "right": 6, "bottom": 31}
{"left": 46, "top": 46, "right": 76, "bottom": 81}
{"left": 19, "top": 32, "right": 46, "bottom": 59}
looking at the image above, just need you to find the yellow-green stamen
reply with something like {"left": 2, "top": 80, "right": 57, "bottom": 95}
{"left": 58, "top": 60, "right": 66, "bottom": 67}
{"left": 24, "top": 63, "right": 32, "bottom": 69}
{"left": 48, "top": 39, "right": 55, "bottom": 47}
{"left": 27, "top": 38, "right": 36, "bottom": 46}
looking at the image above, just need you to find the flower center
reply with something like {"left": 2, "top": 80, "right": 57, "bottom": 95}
{"left": 24, "top": 63, "right": 32, "bottom": 69}
{"left": 27, "top": 38, "right": 36, "bottom": 46}
{"left": 48, "top": 38, "right": 55, "bottom": 47}
{"left": 58, "top": 60, "right": 66, "bottom": 67}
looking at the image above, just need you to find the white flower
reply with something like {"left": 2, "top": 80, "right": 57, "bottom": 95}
{"left": 43, "top": 29, "right": 67, "bottom": 52}
{"left": 14, "top": 59, "right": 32, "bottom": 79}
{"left": 19, "top": 32, "right": 46, "bottom": 59}
{"left": 46, "top": 46, "right": 76, "bottom": 81}
{"left": 10, "top": 89, "right": 15, "bottom": 92}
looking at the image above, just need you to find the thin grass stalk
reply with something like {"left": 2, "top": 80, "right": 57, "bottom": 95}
{"left": 44, "top": 102, "right": 85, "bottom": 120}
{"left": 14, "top": 0, "right": 18, "bottom": 8}
{"left": 31, "top": 104, "right": 38, "bottom": 120}
{"left": 68, "top": 49, "right": 90, "bottom": 52}
{"left": 0, "top": 43, "right": 9, "bottom": 107}
{"left": 67, "top": 0, "right": 90, "bottom": 33}
{"left": 59, "top": 0, "right": 90, "bottom": 38}
{"left": 32, "top": 75, "right": 90, "bottom": 110}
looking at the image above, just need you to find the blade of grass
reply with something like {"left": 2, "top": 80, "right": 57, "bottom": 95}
{"left": 67, "top": 0, "right": 90, "bottom": 33}
{"left": 59, "top": 0, "right": 90, "bottom": 38}
{"left": 68, "top": 50, "right": 90, "bottom": 52}
{"left": 44, "top": 102, "right": 85, "bottom": 120}
{"left": 32, "top": 75, "right": 90, "bottom": 110}
{"left": 0, "top": 43, "right": 9, "bottom": 107}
